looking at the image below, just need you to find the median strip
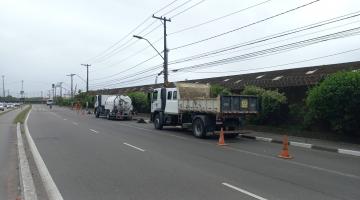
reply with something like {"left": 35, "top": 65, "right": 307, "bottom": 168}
{"left": 222, "top": 182, "right": 267, "bottom": 200}
{"left": 123, "top": 143, "right": 145, "bottom": 152}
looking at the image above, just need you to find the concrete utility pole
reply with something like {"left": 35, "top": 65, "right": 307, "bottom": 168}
{"left": 67, "top": 74, "right": 76, "bottom": 98}
{"left": 57, "top": 82, "right": 63, "bottom": 97}
{"left": 152, "top": 14, "right": 171, "bottom": 87}
{"left": 81, "top": 64, "right": 91, "bottom": 93}
{"left": 2, "top": 75, "right": 5, "bottom": 97}
{"left": 20, "top": 80, "right": 24, "bottom": 99}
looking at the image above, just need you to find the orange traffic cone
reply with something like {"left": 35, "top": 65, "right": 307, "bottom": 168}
{"left": 217, "top": 128, "right": 227, "bottom": 146}
{"left": 278, "top": 135, "right": 292, "bottom": 159}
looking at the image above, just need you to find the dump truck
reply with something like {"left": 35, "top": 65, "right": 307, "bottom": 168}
{"left": 94, "top": 95, "right": 133, "bottom": 120}
{"left": 150, "top": 83, "right": 259, "bottom": 138}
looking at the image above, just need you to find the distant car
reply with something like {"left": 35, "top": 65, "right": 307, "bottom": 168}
{"left": 0, "top": 103, "right": 4, "bottom": 111}
{"left": 7, "top": 103, "right": 15, "bottom": 108}
{"left": 46, "top": 99, "right": 53, "bottom": 105}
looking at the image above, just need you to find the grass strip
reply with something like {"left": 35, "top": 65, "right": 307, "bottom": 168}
{"left": 13, "top": 105, "right": 32, "bottom": 124}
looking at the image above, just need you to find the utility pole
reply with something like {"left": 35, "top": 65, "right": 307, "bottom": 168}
{"left": 67, "top": 74, "right": 76, "bottom": 98}
{"left": 81, "top": 64, "right": 91, "bottom": 93}
{"left": 20, "top": 80, "right": 24, "bottom": 100}
{"left": 58, "top": 82, "right": 63, "bottom": 97}
{"left": 152, "top": 14, "right": 171, "bottom": 87}
{"left": 2, "top": 75, "right": 5, "bottom": 97}
{"left": 52, "top": 83, "right": 55, "bottom": 99}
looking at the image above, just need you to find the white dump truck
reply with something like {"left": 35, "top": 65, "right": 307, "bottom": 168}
{"left": 150, "top": 83, "right": 259, "bottom": 138}
{"left": 94, "top": 95, "right": 133, "bottom": 120}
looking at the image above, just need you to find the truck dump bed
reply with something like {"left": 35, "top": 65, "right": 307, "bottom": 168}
{"left": 177, "top": 83, "right": 258, "bottom": 114}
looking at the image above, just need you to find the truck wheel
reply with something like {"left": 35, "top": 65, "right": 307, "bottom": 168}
{"left": 193, "top": 118, "right": 206, "bottom": 138}
{"left": 154, "top": 114, "right": 163, "bottom": 130}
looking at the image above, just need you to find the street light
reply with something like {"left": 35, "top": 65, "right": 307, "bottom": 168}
{"left": 133, "top": 35, "right": 164, "bottom": 59}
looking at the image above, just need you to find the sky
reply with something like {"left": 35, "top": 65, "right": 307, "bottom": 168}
{"left": 1, "top": 0, "right": 360, "bottom": 97}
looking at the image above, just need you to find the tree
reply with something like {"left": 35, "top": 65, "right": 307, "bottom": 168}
{"left": 305, "top": 71, "right": 360, "bottom": 134}
{"left": 126, "top": 92, "right": 150, "bottom": 113}
{"left": 210, "top": 84, "right": 231, "bottom": 97}
{"left": 242, "top": 85, "right": 287, "bottom": 125}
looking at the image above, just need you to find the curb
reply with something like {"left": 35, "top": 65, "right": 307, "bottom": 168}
{"left": 239, "top": 134, "right": 360, "bottom": 157}
{"left": 24, "top": 109, "right": 64, "bottom": 200}
{"left": 17, "top": 122, "right": 38, "bottom": 200}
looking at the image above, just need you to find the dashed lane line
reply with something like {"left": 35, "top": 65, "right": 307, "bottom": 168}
{"left": 222, "top": 182, "right": 268, "bottom": 200}
{"left": 123, "top": 143, "right": 146, "bottom": 152}
{"left": 89, "top": 129, "right": 98, "bottom": 133}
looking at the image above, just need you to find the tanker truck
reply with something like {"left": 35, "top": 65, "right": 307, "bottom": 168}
{"left": 94, "top": 95, "right": 133, "bottom": 120}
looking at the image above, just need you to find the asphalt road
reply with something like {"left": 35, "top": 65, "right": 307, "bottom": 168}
{"left": 0, "top": 108, "right": 20, "bottom": 200}
{"left": 27, "top": 104, "right": 360, "bottom": 200}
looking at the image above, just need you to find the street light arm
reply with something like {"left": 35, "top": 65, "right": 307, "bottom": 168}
{"left": 133, "top": 35, "right": 164, "bottom": 60}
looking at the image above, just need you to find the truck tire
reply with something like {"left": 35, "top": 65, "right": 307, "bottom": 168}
{"left": 154, "top": 114, "right": 163, "bottom": 130}
{"left": 193, "top": 118, "right": 206, "bottom": 138}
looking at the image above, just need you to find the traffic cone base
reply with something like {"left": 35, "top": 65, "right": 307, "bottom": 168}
{"left": 217, "top": 128, "right": 227, "bottom": 146}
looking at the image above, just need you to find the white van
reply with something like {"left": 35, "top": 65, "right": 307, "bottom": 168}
{"left": 46, "top": 99, "right": 53, "bottom": 105}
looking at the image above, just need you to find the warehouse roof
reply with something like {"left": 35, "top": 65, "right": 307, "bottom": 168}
{"left": 93, "top": 61, "right": 360, "bottom": 94}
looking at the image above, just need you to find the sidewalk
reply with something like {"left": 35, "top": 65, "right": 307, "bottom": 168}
{"left": 240, "top": 129, "right": 360, "bottom": 155}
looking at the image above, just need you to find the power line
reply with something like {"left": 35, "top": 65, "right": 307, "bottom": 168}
{"left": 91, "top": 53, "right": 160, "bottom": 81}
{"left": 171, "top": 0, "right": 321, "bottom": 50}
{"left": 167, "top": 11, "right": 360, "bottom": 66}
{"left": 170, "top": 0, "right": 206, "bottom": 18}
{"left": 168, "top": 0, "right": 272, "bottom": 35}
{"left": 91, "top": 64, "right": 162, "bottom": 86}
{"left": 181, "top": 47, "right": 360, "bottom": 74}
{"left": 171, "top": 27, "right": 360, "bottom": 72}
{"left": 86, "top": 0, "right": 180, "bottom": 64}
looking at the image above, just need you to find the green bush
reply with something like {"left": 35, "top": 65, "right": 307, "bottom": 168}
{"left": 74, "top": 93, "right": 95, "bottom": 108}
{"left": 242, "top": 85, "right": 287, "bottom": 125}
{"left": 305, "top": 71, "right": 360, "bottom": 134}
{"left": 127, "top": 92, "right": 150, "bottom": 113}
{"left": 210, "top": 84, "right": 231, "bottom": 97}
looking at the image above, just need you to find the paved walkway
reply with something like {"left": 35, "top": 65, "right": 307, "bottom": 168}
{"left": 0, "top": 108, "right": 20, "bottom": 199}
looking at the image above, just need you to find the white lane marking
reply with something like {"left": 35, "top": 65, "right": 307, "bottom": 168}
{"left": 119, "top": 123, "right": 188, "bottom": 140}
{"left": 25, "top": 109, "right": 64, "bottom": 200}
{"left": 63, "top": 118, "right": 67, "bottom": 121}
{"left": 89, "top": 129, "right": 98, "bottom": 133}
{"left": 72, "top": 122, "right": 79, "bottom": 125}
{"left": 224, "top": 146, "right": 360, "bottom": 180}
{"left": 290, "top": 141, "right": 312, "bottom": 148}
{"left": 222, "top": 182, "right": 267, "bottom": 200}
{"left": 338, "top": 149, "right": 360, "bottom": 157}
{"left": 256, "top": 137, "right": 272, "bottom": 142}
{"left": 123, "top": 142, "right": 145, "bottom": 152}
{"left": 16, "top": 122, "right": 38, "bottom": 199}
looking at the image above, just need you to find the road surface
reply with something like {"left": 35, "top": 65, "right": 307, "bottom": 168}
{"left": 27, "top": 104, "right": 360, "bottom": 200}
